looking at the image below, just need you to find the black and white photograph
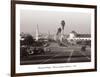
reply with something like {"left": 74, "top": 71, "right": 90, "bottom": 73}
{"left": 20, "top": 9, "right": 91, "bottom": 65}
{"left": 11, "top": 1, "right": 97, "bottom": 76}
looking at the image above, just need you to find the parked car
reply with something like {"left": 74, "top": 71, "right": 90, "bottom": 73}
{"left": 20, "top": 39, "right": 50, "bottom": 58}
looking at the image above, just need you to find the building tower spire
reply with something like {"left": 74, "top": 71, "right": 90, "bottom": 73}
{"left": 35, "top": 24, "right": 39, "bottom": 41}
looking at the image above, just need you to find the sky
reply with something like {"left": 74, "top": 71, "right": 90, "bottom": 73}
{"left": 20, "top": 8, "right": 91, "bottom": 36}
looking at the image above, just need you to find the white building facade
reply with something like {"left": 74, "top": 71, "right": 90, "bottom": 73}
{"left": 67, "top": 31, "right": 91, "bottom": 44}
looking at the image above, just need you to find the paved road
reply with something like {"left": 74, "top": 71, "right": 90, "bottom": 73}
{"left": 20, "top": 42, "right": 91, "bottom": 65}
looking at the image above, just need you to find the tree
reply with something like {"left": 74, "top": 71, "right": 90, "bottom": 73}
{"left": 23, "top": 34, "right": 34, "bottom": 46}
{"left": 61, "top": 20, "right": 65, "bottom": 30}
{"left": 56, "top": 27, "right": 62, "bottom": 35}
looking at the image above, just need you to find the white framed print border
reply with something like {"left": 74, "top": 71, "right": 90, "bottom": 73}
{"left": 11, "top": 0, "right": 97, "bottom": 77}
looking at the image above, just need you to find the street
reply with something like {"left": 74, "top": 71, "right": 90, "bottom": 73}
{"left": 20, "top": 42, "right": 91, "bottom": 65}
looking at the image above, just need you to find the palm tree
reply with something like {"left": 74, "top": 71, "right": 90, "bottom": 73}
{"left": 56, "top": 27, "right": 62, "bottom": 35}
{"left": 61, "top": 20, "right": 65, "bottom": 30}
{"left": 60, "top": 20, "right": 65, "bottom": 42}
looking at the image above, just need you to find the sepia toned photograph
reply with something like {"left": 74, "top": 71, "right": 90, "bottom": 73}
{"left": 11, "top": 1, "right": 97, "bottom": 76}
{"left": 20, "top": 9, "right": 91, "bottom": 65}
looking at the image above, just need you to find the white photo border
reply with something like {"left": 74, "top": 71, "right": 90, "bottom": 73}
{"left": 11, "top": 1, "right": 97, "bottom": 76}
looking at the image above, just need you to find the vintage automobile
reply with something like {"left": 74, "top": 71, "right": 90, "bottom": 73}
{"left": 20, "top": 39, "right": 50, "bottom": 58}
